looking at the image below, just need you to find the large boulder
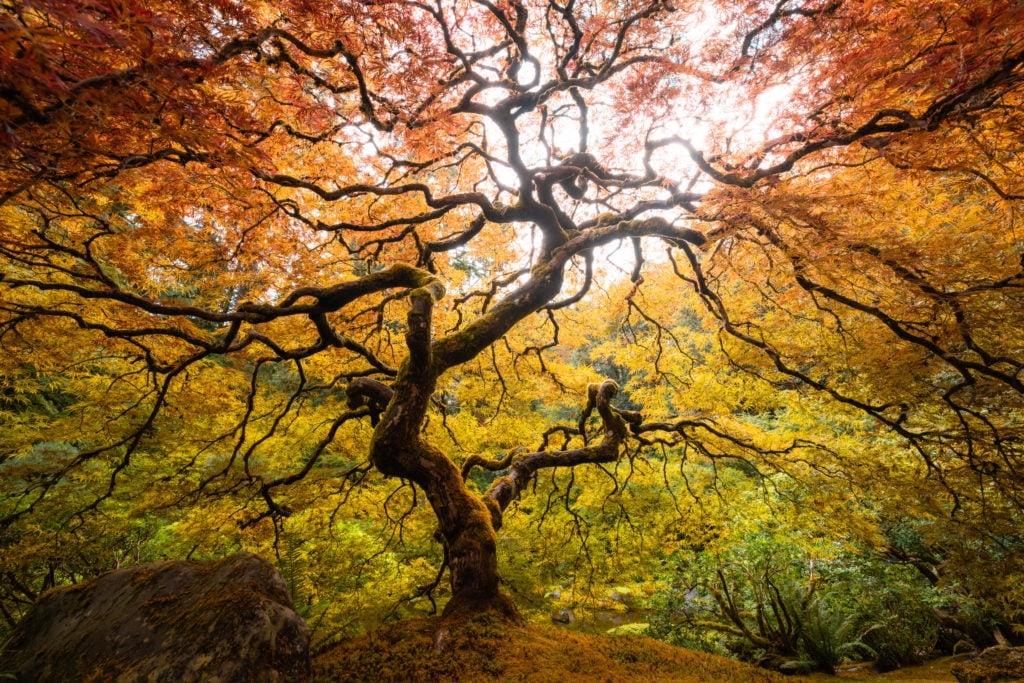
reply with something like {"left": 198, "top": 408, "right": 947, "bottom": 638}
{"left": 951, "top": 645, "right": 1024, "bottom": 683}
{"left": 0, "top": 552, "right": 310, "bottom": 682}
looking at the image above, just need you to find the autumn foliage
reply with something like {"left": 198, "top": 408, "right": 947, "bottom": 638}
{"left": 2, "top": 0, "right": 1023, "bottom": 655}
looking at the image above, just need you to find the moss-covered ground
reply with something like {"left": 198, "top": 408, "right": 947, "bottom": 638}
{"left": 313, "top": 614, "right": 803, "bottom": 682}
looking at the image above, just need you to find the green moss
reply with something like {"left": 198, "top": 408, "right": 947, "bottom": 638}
{"left": 607, "top": 623, "right": 651, "bottom": 637}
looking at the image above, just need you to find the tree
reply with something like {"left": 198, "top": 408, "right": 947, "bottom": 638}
{"left": 2, "top": 0, "right": 1023, "bottom": 625}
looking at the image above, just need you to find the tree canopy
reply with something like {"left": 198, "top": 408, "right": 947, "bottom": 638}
{"left": 2, "top": 0, "right": 1023, "bottom": 634}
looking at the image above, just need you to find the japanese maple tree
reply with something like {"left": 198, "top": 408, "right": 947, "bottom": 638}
{"left": 2, "top": 0, "right": 1022, "bottom": 623}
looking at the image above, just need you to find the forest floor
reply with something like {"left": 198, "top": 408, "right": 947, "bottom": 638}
{"left": 809, "top": 656, "right": 960, "bottom": 681}
{"left": 313, "top": 614, "right": 963, "bottom": 682}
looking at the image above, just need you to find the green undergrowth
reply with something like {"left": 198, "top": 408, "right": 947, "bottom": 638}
{"left": 313, "top": 613, "right": 804, "bottom": 682}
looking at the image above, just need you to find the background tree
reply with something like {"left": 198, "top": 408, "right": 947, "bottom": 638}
{"left": 2, "top": 0, "right": 1023, "bottom": 629}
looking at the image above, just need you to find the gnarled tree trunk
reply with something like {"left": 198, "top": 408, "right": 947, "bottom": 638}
{"left": 347, "top": 260, "right": 642, "bottom": 624}
{"left": 420, "top": 461, "right": 518, "bottom": 622}
{"left": 351, "top": 285, "right": 521, "bottom": 623}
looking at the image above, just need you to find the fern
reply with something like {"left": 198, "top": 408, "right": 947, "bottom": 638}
{"left": 798, "top": 598, "right": 875, "bottom": 674}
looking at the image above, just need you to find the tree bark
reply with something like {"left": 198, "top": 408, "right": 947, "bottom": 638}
{"left": 417, "top": 456, "right": 519, "bottom": 623}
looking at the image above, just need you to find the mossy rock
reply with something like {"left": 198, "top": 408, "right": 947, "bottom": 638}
{"left": 951, "top": 645, "right": 1024, "bottom": 683}
{"left": 0, "top": 552, "right": 310, "bottom": 682}
{"left": 607, "top": 622, "right": 651, "bottom": 637}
